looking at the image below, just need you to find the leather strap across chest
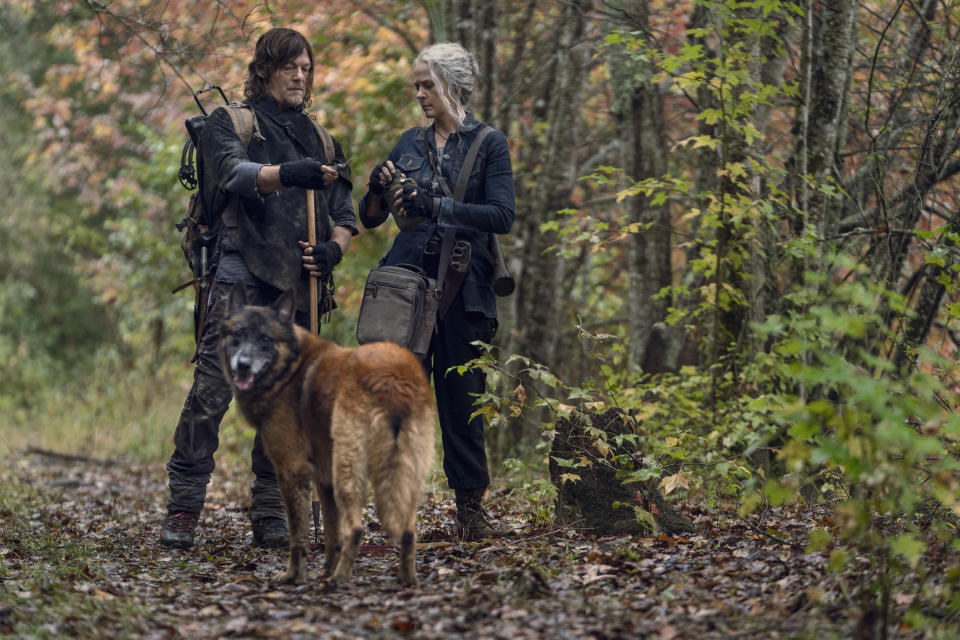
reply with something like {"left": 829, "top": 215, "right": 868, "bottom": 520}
{"left": 426, "top": 126, "right": 495, "bottom": 318}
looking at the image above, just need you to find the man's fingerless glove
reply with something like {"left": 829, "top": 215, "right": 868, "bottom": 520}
{"left": 401, "top": 183, "right": 441, "bottom": 220}
{"left": 279, "top": 158, "right": 327, "bottom": 189}
{"left": 310, "top": 241, "right": 343, "bottom": 273}
{"left": 368, "top": 162, "right": 392, "bottom": 195}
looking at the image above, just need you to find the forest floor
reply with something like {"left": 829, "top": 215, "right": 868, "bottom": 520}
{"left": 1, "top": 449, "right": 959, "bottom": 639}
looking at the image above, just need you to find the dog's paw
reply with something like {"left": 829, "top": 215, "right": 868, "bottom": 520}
{"left": 397, "top": 567, "right": 420, "bottom": 587}
{"left": 271, "top": 569, "right": 306, "bottom": 585}
{"left": 321, "top": 576, "right": 341, "bottom": 592}
{"left": 324, "top": 569, "right": 352, "bottom": 591}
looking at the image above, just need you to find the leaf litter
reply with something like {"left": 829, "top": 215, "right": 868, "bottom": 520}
{"left": 1, "top": 450, "right": 957, "bottom": 639}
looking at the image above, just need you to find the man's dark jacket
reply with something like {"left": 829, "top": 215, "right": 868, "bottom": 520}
{"left": 199, "top": 96, "right": 357, "bottom": 311}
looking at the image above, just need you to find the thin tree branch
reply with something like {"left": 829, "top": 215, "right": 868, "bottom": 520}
{"left": 346, "top": 0, "right": 420, "bottom": 56}
{"left": 81, "top": 0, "right": 199, "bottom": 95}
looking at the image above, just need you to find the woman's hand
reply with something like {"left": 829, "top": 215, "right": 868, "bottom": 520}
{"left": 400, "top": 182, "right": 439, "bottom": 220}
{"left": 392, "top": 178, "right": 407, "bottom": 214}
{"left": 368, "top": 161, "right": 397, "bottom": 195}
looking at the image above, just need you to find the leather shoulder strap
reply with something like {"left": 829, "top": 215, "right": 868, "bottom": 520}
{"left": 223, "top": 103, "right": 261, "bottom": 149}
{"left": 308, "top": 113, "right": 335, "bottom": 162}
{"left": 453, "top": 125, "right": 494, "bottom": 201}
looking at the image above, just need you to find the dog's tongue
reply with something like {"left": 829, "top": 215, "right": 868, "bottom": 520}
{"left": 235, "top": 372, "right": 254, "bottom": 391}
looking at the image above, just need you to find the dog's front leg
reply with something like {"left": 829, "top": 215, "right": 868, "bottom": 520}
{"left": 273, "top": 470, "right": 312, "bottom": 585}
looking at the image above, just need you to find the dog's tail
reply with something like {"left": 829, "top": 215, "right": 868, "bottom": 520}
{"left": 367, "top": 403, "right": 435, "bottom": 543}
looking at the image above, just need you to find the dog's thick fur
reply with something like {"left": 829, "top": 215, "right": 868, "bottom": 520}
{"left": 219, "top": 285, "right": 435, "bottom": 587}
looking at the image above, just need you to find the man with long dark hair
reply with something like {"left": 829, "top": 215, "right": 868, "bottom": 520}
{"left": 160, "top": 28, "right": 356, "bottom": 549}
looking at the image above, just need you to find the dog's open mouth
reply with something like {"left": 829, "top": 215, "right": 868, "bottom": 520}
{"left": 234, "top": 371, "right": 255, "bottom": 392}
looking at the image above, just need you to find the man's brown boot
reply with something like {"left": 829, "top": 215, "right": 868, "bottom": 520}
{"left": 455, "top": 489, "right": 511, "bottom": 541}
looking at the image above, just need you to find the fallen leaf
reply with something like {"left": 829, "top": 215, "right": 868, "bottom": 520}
{"left": 556, "top": 403, "right": 576, "bottom": 416}
{"left": 659, "top": 472, "right": 692, "bottom": 495}
{"left": 224, "top": 616, "right": 249, "bottom": 634}
{"left": 391, "top": 617, "right": 417, "bottom": 632}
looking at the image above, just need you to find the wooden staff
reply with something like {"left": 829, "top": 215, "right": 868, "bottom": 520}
{"left": 306, "top": 189, "right": 319, "bottom": 335}
{"left": 307, "top": 189, "right": 322, "bottom": 542}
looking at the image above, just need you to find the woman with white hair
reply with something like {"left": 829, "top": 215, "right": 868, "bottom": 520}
{"left": 359, "top": 42, "right": 515, "bottom": 540}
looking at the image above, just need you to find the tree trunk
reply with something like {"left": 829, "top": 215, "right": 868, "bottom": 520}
{"left": 495, "top": 0, "right": 596, "bottom": 451}
{"left": 446, "top": 0, "right": 498, "bottom": 120}
{"left": 798, "top": 0, "right": 857, "bottom": 246}
{"left": 894, "top": 203, "right": 960, "bottom": 371}
{"left": 608, "top": 0, "right": 671, "bottom": 372}
{"left": 746, "top": 11, "right": 798, "bottom": 355}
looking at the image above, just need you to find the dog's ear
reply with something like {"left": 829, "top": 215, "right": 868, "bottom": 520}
{"left": 226, "top": 282, "right": 248, "bottom": 313}
{"left": 273, "top": 289, "right": 295, "bottom": 323}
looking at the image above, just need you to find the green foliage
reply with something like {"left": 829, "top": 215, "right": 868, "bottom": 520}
{"left": 500, "top": 458, "right": 558, "bottom": 527}
{"left": 472, "top": 251, "right": 960, "bottom": 617}
{"left": 466, "top": 325, "right": 783, "bottom": 516}
{"left": 565, "top": 3, "right": 960, "bottom": 620}
{"left": 748, "top": 252, "right": 960, "bottom": 535}
{"left": 559, "top": 5, "right": 807, "bottom": 373}
{"left": 0, "top": 24, "right": 117, "bottom": 406}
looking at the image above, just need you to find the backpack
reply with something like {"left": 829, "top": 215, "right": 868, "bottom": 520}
{"left": 175, "top": 85, "right": 335, "bottom": 288}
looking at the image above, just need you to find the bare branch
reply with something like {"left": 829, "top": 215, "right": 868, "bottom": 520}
{"left": 81, "top": 0, "right": 200, "bottom": 95}
{"left": 346, "top": 0, "right": 420, "bottom": 57}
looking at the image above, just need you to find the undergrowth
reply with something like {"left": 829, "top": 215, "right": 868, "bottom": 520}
{"left": 0, "top": 468, "right": 150, "bottom": 638}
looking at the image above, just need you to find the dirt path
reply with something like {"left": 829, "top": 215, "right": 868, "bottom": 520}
{"left": 0, "top": 451, "right": 947, "bottom": 639}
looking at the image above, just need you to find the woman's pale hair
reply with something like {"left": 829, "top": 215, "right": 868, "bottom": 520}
{"left": 414, "top": 42, "right": 479, "bottom": 128}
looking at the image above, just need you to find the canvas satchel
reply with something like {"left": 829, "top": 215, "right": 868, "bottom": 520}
{"left": 355, "top": 265, "right": 439, "bottom": 360}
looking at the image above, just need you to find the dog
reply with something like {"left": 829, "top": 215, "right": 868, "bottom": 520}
{"left": 219, "top": 284, "right": 435, "bottom": 587}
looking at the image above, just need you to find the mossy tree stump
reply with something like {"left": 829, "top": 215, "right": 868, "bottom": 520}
{"left": 548, "top": 408, "right": 693, "bottom": 535}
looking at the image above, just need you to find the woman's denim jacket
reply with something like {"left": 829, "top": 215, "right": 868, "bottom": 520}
{"left": 359, "top": 113, "right": 515, "bottom": 319}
